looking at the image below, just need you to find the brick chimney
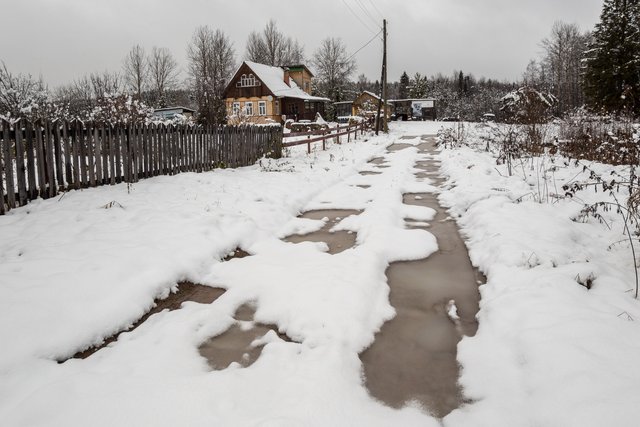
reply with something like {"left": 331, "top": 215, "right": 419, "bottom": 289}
{"left": 283, "top": 67, "right": 291, "bottom": 86}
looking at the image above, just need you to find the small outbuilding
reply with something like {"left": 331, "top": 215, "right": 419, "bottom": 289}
{"left": 152, "top": 106, "right": 195, "bottom": 120}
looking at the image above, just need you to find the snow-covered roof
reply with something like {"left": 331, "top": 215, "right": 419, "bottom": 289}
{"left": 153, "top": 106, "right": 195, "bottom": 113}
{"left": 243, "top": 61, "right": 330, "bottom": 102}
{"left": 358, "top": 91, "right": 393, "bottom": 105}
{"left": 390, "top": 98, "right": 437, "bottom": 102}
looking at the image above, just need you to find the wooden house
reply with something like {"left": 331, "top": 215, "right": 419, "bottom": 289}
{"left": 223, "top": 61, "right": 329, "bottom": 124}
{"left": 352, "top": 91, "right": 392, "bottom": 120}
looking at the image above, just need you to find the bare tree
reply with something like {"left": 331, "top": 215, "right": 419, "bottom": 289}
{"left": 122, "top": 44, "right": 148, "bottom": 99}
{"left": 187, "top": 26, "right": 235, "bottom": 124}
{"left": 89, "top": 70, "right": 122, "bottom": 99}
{"left": 540, "top": 21, "right": 590, "bottom": 114}
{"left": 148, "top": 47, "right": 179, "bottom": 107}
{"left": 245, "top": 19, "right": 304, "bottom": 66}
{"left": 312, "top": 38, "right": 356, "bottom": 119}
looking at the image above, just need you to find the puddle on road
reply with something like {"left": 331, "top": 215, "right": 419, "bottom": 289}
{"left": 223, "top": 248, "right": 250, "bottom": 261}
{"left": 387, "top": 143, "right": 413, "bottom": 151}
{"left": 67, "top": 282, "right": 226, "bottom": 360}
{"left": 368, "top": 157, "right": 387, "bottom": 165}
{"left": 198, "top": 304, "right": 293, "bottom": 370}
{"left": 285, "top": 209, "right": 361, "bottom": 254}
{"left": 360, "top": 136, "right": 483, "bottom": 418}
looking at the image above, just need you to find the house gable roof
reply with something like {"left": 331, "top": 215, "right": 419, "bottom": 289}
{"left": 355, "top": 91, "right": 393, "bottom": 105}
{"left": 224, "top": 61, "right": 329, "bottom": 102}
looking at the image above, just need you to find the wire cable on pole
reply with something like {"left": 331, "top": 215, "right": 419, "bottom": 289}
{"left": 344, "top": 28, "right": 383, "bottom": 63}
{"left": 354, "top": 0, "right": 381, "bottom": 29}
{"left": 340, "top": 0, "right": 379, "bottom": 35}
{"left": 366, "top": 0, "right": 384, "bottom": 20}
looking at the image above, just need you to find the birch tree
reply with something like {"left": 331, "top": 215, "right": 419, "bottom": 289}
{"left": 187, "top": 26, "right": 235, "bottom": 124}
{"left": 122, "top": 44, "right": 148, "bottom": 100}
{"left": 148, "top": 47, "right": 179, "bottom": 107}
{"left": 245, "top": 20, "right": 304, "bottom": 66}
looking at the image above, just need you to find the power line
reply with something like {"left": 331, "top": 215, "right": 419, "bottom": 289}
{"left": 354, "top": 0, "right": 381, "bottom": 29}
{"left": 340, "top": 0, "right": 379, "bottom": 35}
{"left": 366, "top": 0, "right": 384, "bottom": 20}
{"left": 345, "top": 29, "right": 383, "bottom": 63}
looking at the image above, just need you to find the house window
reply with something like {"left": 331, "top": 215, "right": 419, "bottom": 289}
{"left": 275, "top": 100, "right": 280, "bottom": 115}
{"left": 236, "top": 73, "right": 260, "bottom": 88}
{"left": 244, "top": 101, "right": 253, "bottom": 116}
{"left": 232, "top": 102, "right": 240, "bottom": 115}
{"left": 258, "top": 101, "right": 267, "bottom": 116}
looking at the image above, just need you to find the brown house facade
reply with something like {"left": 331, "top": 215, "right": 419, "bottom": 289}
{"left": 223, "top": 61, "right": 329, "bottom": 124}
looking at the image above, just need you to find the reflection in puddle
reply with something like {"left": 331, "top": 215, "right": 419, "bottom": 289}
{"left": 387, "top": 143, "right": 413, "bottom": 151}
{"left": 284, "top": 209, "right": 361, "bottom": 254}
{"left": 360, "top": 137, "right": 483, "bottom": 418}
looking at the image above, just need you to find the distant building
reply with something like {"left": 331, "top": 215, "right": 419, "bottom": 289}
{"left": 351, "top": 91, "right": 392, "bottom": 119}
{"left": 334, "top": 101, "right": 354, "bottom": 120}
{"left": 152, "top": 106, "right": 195, "bottom": 120}
{"left": 222, "top": 61, "right": 329, "bottom": 124}
{"left": 391, "top": 98, "right": 438, "bottom": 121}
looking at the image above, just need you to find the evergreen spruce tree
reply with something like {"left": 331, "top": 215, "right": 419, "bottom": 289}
{"left": 583, "top": 0, "right": 640, "bottom": 116}
{"left": 399, "top": 72, "right": 410, "bottom": 99}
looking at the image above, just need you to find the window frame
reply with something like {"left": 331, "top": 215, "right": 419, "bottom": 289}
{"left": 244, "top": 101, "right": 254, "bottom": 116}
{"left": 258, "top": 101, "right": 267, "bottom": 116}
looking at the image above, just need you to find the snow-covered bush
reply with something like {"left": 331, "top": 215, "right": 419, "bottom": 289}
{"left": 500, "top": 87, "right": 557, "bottom": 125}
{"left": 88, "top": 92, "right": 153, "bottom": 125}
{"left": 559, "top": 110, "right": 639, "bottom": 165}
{"left": 0, "top": 62, "right": 67, "bottom": 122}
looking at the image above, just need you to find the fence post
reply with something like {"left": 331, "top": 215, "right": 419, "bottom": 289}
{"left": 24, "top": 121, "right": 37, "bottom": 199}
{"left": 14, "top": 119, "right": 28, "bottom": 205}
{"left": 2, "top": 120, "right": 15, "bottom": 209}
{"left": 45, "top": 120, "right": 57, "bottom": 198}
{"left": 0, "top": 121, "right": 5, "bottom": 215}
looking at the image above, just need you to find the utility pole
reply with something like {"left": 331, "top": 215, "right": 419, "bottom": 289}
{"left": 375, "top": 19, "right": 387, "bottom": 135}
{"left": 382, "top": 19, "right": 388, "bottom": 133}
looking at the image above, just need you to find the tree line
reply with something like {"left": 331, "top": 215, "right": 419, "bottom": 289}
{"left": 1, "top": 0, "right": 637, "bottom": 125}
{"left": 0, "top": 20, "right": 357, "bottom": 124}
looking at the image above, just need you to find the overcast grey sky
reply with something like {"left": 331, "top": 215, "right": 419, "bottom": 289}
{"left": 0, "top": 0, "right": 604, "bottom": 87}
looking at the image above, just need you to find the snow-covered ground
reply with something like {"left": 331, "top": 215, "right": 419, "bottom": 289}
{"left": 436, "top": 122, "right": 640, "bottom": 426}
{"left": 2, "top": 121, "right": 639, "bottom": 426}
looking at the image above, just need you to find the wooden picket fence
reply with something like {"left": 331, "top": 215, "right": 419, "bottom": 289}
{"left": 282, "top": 122, "right": 367, "bottom": 154}
{"left": 0, "top": 119, "right": 283, "bottom": 214}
